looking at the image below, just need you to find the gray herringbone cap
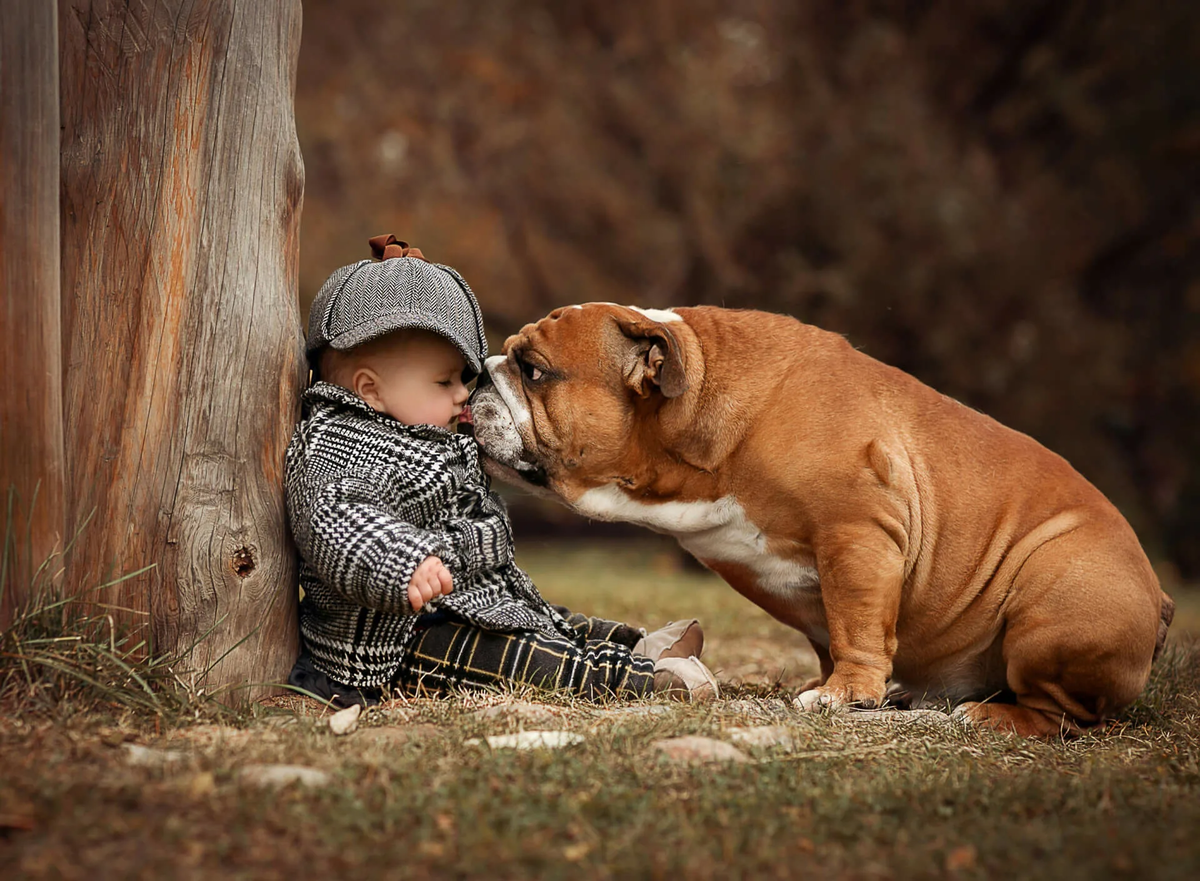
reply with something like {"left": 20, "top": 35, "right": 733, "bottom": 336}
{"left": 307, "top": 257, "right": 488, "bottom": 377}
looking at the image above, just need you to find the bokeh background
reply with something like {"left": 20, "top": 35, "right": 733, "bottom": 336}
{"left": 294, "top": 0, "right": 1200, "bottom": 584}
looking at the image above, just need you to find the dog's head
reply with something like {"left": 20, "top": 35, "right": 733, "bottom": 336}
{"left": 470, "top": 303, "right": 698, "bottom": 512}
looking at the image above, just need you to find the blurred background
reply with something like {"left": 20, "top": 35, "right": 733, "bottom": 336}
{"left": 295, "top": 0, "right": 1200, "bottom": 587}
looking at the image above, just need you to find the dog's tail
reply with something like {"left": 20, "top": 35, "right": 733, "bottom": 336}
{"left": 1153, "top": 590, "right": 1176, "bottom": 662}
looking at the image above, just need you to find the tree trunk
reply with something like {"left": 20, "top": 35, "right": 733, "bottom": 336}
{"left": 0, "top": 1, "right": 65, "bottom": 624}
{"left": 59, "top": 0, "right": 305, "bottom": 702}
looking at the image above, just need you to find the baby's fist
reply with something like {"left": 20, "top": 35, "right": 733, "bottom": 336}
{"left": 408, "top": 556, "right": 454, "bottom": 612}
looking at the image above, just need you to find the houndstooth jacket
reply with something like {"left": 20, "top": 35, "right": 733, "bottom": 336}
{"left": 285, "top": 382, "right": 571, "bottom": 687}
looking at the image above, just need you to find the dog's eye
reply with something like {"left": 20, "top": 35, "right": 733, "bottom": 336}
{"left": 520, "top": 360, "right": 544, "bottom": 383}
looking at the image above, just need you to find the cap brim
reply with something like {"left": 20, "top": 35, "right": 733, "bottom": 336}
{"left": 325, "top": 311, "right": 483, "bottom": 376}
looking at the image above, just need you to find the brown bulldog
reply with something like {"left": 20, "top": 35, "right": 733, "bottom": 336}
{"left": 470, "top": 304, "right": 1174, "bottom": 736}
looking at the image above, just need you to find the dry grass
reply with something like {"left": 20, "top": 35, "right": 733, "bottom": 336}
{"left": 2, "top": 539, "right": 1199, "bottom": 880}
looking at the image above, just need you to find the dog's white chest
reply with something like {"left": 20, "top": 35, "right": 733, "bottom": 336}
{"left": 573, "top": 486, "right": 820, "bottom": 598}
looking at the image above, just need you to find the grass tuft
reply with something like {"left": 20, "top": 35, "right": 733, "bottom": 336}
{"left": 0, "top": 508, "right": 249, "bottom": 728}
{"left": 0, "top": 571, "right": 247, "bottom": 726}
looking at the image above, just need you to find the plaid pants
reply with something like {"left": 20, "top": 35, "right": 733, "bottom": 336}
{"left": 394, "top": 606, "right": 657, "bottom": 700}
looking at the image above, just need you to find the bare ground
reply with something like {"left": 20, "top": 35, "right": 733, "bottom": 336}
{"left": 2, "top": 541, "right": 1198, "bottom": 880}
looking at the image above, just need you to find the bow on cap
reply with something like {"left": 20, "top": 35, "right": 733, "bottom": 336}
{"left": 368, "top": 234, "right": 427, "bottom": 261}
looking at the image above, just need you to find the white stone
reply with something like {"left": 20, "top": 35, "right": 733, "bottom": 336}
{"left": 726, "top": 725, "right": 795, "bottom": 749}
{"left": 328, "top": 703, "right": 361, "bottom": 736}
{"left": 123, "top": 743, "right": 186, "bottom": 767}
{"left": 466, "top": 730, "right": 586, "bottom": 750}
{"left": 237, "top": 764, "right": 330, "bottom": 788}
{"left": 470, "top": 702, "right": 563, "bottom": 726}
{"left": 651, "top": 735, "right": 749, "bottom": 764}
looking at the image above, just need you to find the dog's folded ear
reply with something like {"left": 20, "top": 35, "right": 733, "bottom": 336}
{"left": 616, "top": 315, "right": 688, "bottom": 399}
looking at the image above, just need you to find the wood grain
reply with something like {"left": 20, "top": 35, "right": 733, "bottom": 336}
{"left": 59, "top": 0, "right": 305, "bottom": 701}
{"left": 0, "top": 1, "right": 65, "bottom": 623}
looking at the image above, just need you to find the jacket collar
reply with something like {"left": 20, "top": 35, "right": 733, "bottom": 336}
{"left": 302, "top": 381, "right": 457, "bottom": 441}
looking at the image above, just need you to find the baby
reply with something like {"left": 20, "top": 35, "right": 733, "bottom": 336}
{"left": 285, "top": 235, "right": 719, "bottom": 707}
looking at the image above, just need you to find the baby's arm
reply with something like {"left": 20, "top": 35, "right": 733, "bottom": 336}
{"left": 444, "top": 437, "right": 517, "bottom": 577}
{"left": 304, "top": 476, "right": 466, "bottom": 615}
{"left": 444, "top": 510, "right": 514, "bottom": 577}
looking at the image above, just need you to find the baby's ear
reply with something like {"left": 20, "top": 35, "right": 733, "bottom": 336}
{"left": 352, "top": 367, "right": 384, "bottom": 411}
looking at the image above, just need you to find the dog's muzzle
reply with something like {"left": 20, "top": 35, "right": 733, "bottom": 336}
{"left": 469, "top": 380, "right": 548, "bottom": 486}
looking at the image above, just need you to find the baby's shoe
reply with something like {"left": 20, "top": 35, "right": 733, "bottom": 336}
{"left": 634, "top": 619, "right": 704, "bottom": 661}
{"left": 653, "top": 656, "right": 719, "bottom": 702}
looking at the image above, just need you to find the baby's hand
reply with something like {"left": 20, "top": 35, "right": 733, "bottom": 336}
{"left": 408, "top": 556, "right": 453, "bottom": 612}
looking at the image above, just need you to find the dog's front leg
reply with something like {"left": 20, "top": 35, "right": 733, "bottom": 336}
{"left": 796, "top": 525, "right": 905, "bottom": 711}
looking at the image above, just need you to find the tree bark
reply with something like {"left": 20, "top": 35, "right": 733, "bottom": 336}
{"left": 59, "top": 0, "right": 305, "bottom": 702}
{"left": 0, "top": 1, "right": 65, "bottom": 624}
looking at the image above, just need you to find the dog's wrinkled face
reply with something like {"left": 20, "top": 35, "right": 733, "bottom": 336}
{"left": 470, "top": 304, "right": 689, "bottom": 505}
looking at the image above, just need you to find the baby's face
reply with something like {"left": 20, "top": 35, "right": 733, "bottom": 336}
{"left": 363, "top": 333, "right": 470, "bottom": 430}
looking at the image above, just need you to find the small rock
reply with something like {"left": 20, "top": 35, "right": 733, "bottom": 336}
{"left": 726, "top": 725, "right": 794, "bottom": 749}
{"left": 651, "top": 736, "right": 749, "bottom": 764}
{"left": 466, "top": 730, "right": 586, "bottom": 750}
{"left": 329, "top": 704, "right": 361, "bottom": 736}
{"left": 123, "top": 744, "right": 186, "bottom": 767}
{"left": 237, "top": 764, "right": 330, "bottom": 788}
{"left": 471, "top": 701, "right": 563, "bottom": 727}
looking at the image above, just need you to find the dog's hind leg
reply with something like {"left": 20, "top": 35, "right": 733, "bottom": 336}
{"left": 955, "top": 522, "right": 1162, "bottom": 737}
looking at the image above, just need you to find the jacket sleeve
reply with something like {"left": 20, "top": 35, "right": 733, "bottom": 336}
{"left": 304, "top": 476, "right": 467, "bottom": 615}
{"left": 445, "top": 511, "right": 515, "bottom": 577}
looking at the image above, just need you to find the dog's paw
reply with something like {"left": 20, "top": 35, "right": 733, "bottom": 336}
{"left": 950, "top": 701, "right": 1074, "bottom": 737}
{"left": 950, "top": 702, "right": 981, "bottom": 724}
{"left": 798, "top": 676, "right": 825, "bottom": 693}
{"left": 794, "top": 681, "right": 885, "bottom": 712}
{"left": 794, "top": 687, "right": 838, "bottom": 712}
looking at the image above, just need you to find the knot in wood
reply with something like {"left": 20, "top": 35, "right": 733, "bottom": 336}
{"left": 231, "top": 546, "right": 256, "bottom": 579}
